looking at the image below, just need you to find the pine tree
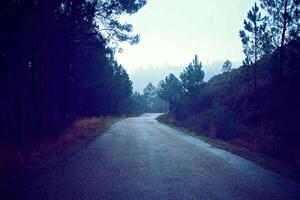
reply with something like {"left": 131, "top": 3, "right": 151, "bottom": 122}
{"left": 179, "top": 55, "right": 205, "bottom": 113}
{"left": 143, "top": 83, "right": 157, "bottom": 112}
{"left": 180, "top": 55, "right": 205, "bottom": 94}
{"left": 239, "top": 3, "right": 266, "bottom": 96}
{"left": 158, "top": 73, "right": 183, "bottom": 113}
{"left": 222, "top": 60, "right": 232, "bottom": 73}
{"left": 260, "top": 0, "right": 300, "bottom": 77}
{"left": 0, "top": 0, "right": 146, "bottom": 145}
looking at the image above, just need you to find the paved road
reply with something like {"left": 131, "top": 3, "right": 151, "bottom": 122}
{"left": 20, "top": 113, "right": 300, "bottom": 200}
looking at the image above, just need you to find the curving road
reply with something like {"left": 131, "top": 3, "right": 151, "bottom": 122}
{"left": 21, "top": 113, "right": 300, "bottom": 200}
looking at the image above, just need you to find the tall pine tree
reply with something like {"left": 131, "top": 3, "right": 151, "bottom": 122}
{"left": 240, "top": 3, "right": 266, "bottom": 96}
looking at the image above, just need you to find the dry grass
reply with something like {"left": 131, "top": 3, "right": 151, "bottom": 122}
{"left": 0, "top": 116, "right": 120, "bottom": 179}
{"left": 34, "top": 117, "right": 107, "bottom": 157}
{"left": 156, "top": 114, "right": 300, "bottom": 182}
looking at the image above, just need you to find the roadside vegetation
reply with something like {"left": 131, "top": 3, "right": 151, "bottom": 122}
{"left": 0, "top": 116, "right": 124, "bottom": 192}
{"left": 0, "top": 0, "right": 147, "bottom": 195}
{"left": 157, "top": 1, "right": 300, "bottom": 174}
{"left": 157, "top": 114, "right": 300, "bottom": 181}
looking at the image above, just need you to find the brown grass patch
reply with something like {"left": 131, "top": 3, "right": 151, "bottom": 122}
{"left": 37, "top": 117, "right": 107, "bottom": 157}
{"left": 0, "top": 116, "right": 121, "bottom": 180}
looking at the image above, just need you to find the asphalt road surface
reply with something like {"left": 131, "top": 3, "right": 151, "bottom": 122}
{"left": 20, "top": 113, "right": 300, "bottom": 200}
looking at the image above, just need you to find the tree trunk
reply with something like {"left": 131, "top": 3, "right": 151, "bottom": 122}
{"left": 279, "top": 0, "right": 288, "bottom": 79}
{"left": 254, "top": 60, "right": 257, "bottom": 97}
{"left": 254, "top": 23, "right": 258, "bottom": 97}
{"left": 60, "top": 48, "right": 72, "bottom": 128}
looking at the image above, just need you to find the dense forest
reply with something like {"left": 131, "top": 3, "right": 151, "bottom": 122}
{"left": 158, "top": 1, "right": 300, "bottom": 164}
{"left": 1, "top": 0, "right": 299, "bottom": 171}
{"left": 0, "top": 0, "right": 147, "bottom": 147}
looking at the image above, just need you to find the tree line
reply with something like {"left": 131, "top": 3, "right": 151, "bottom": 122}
{"left": 240, "top": 0, "right": 300, "bottom": 94}
{"left": 129, "top": 83, "right": 168, "bottom": 114}
{"left": 0, "top": 0, "right": 146, "bottom": 146}
{"left": 157, "top": 0, "right": 300, "bottom": 161}
{"left": 158, "top": 0, "right": 300, "bottom": 119}
{"left": 157, "top": 55, "right": 205, "bottom": 119}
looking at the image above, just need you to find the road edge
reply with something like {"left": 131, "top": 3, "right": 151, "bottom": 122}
{"left": 155, "top": 113, "right": 300, "bottom": 183}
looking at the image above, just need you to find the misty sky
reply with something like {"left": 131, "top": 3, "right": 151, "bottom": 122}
{"left": 115, "top": 0, "right": 256, "bottom": 74}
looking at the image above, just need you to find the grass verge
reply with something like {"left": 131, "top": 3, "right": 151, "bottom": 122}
{"left": 27, "top": 116, "right": 124, "bottom": 174}
{"left": 156, "top": 113, "right": 300, "bottom": 182}
{"left": 0, "top": 116, "right": 125, "bottom": 195}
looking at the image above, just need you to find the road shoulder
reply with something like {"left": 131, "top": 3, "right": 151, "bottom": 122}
{"left": 156, "top": 113, "right": 300, "bottom": 182}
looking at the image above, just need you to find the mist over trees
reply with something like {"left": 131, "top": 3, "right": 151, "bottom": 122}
{"left": 130, "top": 61, "right": 241, "bottom": 93}
{"left": 130, "top": 83, "right": 168, "bottom": 113}
{"left": 0, "top": 0, "right": 146, "bottom": 146}
{"left": 222, "top": 60, "right": 232, "bottom": 73}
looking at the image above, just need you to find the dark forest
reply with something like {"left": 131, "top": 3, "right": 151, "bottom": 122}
{"left": 1, "top": 1, "right": 300, "bottom": 200}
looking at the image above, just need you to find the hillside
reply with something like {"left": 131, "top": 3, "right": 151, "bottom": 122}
{"left": 163, "top": 39, "right": 300, "bottom": 166}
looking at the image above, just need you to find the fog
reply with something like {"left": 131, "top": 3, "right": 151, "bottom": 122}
{"left": 116, "top": 0, "right": 254, "bottom": 77}
{"left": 130, "top": 60, "right": 242, "bottom": 92}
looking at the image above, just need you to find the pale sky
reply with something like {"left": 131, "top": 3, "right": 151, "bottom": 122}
{"left": 115, "top": 0, "right": 256, "bottom": 74}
